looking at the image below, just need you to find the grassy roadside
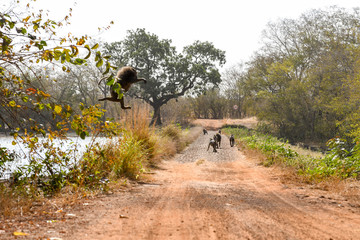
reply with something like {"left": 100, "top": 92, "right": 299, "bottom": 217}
{"left": 0, "top": 107, "right": 201, "bottom": 219}
{"left": 222, "top": 125, "right": 360, "bottom": 182}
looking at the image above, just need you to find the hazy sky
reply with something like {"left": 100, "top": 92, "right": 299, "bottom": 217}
{"left": 5, "top": 0, "right": 360, "bottom": 70}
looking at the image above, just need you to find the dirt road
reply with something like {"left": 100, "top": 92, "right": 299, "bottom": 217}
{"left": 61, "top": 130, "right": 360, "bottom": 239}
{"left": 4, "top": 129, "right": 360, "bottom": 239}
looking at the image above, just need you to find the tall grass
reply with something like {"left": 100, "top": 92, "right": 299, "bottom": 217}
{"left": 67, "top": 104, "right": 202, "bottom": 188}
{"left": 161, "top": 124, "right": 202, "bottom": 153}
{"left": 0, "top": 104, "right": 202, "bottom": 218}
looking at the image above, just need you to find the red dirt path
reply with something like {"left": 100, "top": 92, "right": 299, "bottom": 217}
{"left": 1, "top": 119, "right": 360, "bottom": 239}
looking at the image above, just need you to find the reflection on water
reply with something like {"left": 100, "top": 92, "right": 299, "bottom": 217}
{"left": 0, "top": 135, "right": 110, "bottom": 179}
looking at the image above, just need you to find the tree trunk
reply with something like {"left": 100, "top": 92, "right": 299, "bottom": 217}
{"left": 150, "top": 104, "right": 162, "bottom": 126}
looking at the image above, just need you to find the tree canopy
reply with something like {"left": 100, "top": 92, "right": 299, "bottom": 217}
{"left": 0, "top": 0, "right": 112, "bottom": 135}
{"left": 103, "top": 28, "right": 226, "bottom": 125}
{"left": 232, "top": 6, "right": 360, "bottom": 143}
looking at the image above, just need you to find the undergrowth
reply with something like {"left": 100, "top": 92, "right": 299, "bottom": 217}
{"left": 223, "top": 126, "right": 360, "bottom": 182}
{"left": 0, "top": 104, "right": 200, "bottom": 218}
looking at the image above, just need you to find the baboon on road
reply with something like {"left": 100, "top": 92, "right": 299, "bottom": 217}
{"left": 229, "top": 134, "right": 235, "bottom": 147}
{"left": 207, "top": 138, "right": 217, "bottom": 152}
{"left": 203, "top": 129, "right": 208, "bottom": 135}
{"left": 98, "top": 66, "right": 147, "bottom": 109}
{"left": 215, "top": 133, "right": 221, "bottom": 148}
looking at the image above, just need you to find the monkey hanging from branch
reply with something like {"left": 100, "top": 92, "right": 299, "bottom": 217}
{"left": 98, "top": 66, "right": 147, "bottom": 109}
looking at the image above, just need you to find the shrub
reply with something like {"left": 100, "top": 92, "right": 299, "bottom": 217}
{"left": 224, "top": 126, "right": 360, "bottom": 181}
{"left": 306, "top": 138, "right": 360, "bottom": 179}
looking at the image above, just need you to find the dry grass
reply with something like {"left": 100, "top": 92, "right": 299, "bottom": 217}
{"left": 122, "top": 104, "right": 154, "bottom": 142}
{"left": 192, "top": 117, "right": 258, "bottom": 130}
{"left": 196, "top": 159, "right": 206, "bottom": 165}
{"left": 289, "top": 144, "right": 324, "bottom": 159}
{"left": 0, "top": 186, "right": 32, "bottom": 218}
{"left": 0, "top": 107, "right": 203, "bottom": 218}
{"left": 159, "top": 125, "right": 202, "bottom": 155}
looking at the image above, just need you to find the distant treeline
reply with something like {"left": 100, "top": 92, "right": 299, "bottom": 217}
{"left": 219, "top": 6, "right": 360, "bottom": 146}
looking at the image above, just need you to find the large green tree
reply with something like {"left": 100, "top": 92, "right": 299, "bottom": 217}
{"left": 104, "top": 28, "right": 226, "bottom": 125}
{"left": 244, "top": 6, "right": 360, "bottom": 142}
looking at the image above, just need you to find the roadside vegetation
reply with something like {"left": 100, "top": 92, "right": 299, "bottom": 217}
{"left": 223, "top": 125, "right": 360, "bottom": 182}
{"left": 0, "top": 104, "right": 201, "bottom": 218}
{"left": 0, "top": 0, "right": 209, "bottom": 218}
{"left": 2, "top": 0, "right": 360, "bottom": 220}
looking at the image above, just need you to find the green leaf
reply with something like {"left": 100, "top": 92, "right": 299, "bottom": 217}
{"left": 33, "top": 23, "right": 39, "bottom": 31}
{"left": 96, "top": 59, "right": 103, "bottom": 68}
{"left": 74, "top": 58, "right": 86, "bottom": 65}
{"left": 9, "top": 21, "right": 15, "bottom": 29}
{"left": 70, "top": 45, "right": 79, "bottom": 56}
{"left": 38, "top": 103, "right": 44, "bottom": 110}
{"left": 84, "top": 45, "right": 91, "bottom": 59}
{"left": 113, "top": 82, "right": 121, "bottom": 91}
{"left": 61, "top": 54, "right": 66, "bottom": 63}
{"left": 22, "top": 96, "right": 29, "bottom": 102}
{"left": 91, "top": 43, "right": 99, "bottom": 49}
{"left": 117, "top": 92, "right": 124, "bottom": 100}
{"left": 80, "top": 131, "right": 86, "bottom": 139}
{"left": 95, "top": 51, "right": 101, "bottom": 62}
{"left": 113, "top": 83, "right": 123, "bottom": 99}
{"left": 103, "top": 62, "right": 111, "bottom": 75}
{"left": 106, "top": 76, "right": 115, "bottom": 86}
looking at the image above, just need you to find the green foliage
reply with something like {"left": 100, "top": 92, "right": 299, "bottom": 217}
{"left": 190, "top": 89, "right": 229, "bottom": 119}
{"left": 0, "top": 147, "right": 17, "bottom": 178}
{"left": 2, "top": 104, "right": 200, "bottom": 197}
{"left": 0, "top": 0, "right": 114, "bottom": 138}
{"left": 7, "top": 104, "right": 114, "bottom": 195}
{"left": 225, "top": 127, "right": 300, "bottom": 167}
{"left": 0, "top": 1, "right": 119, "bottom": 196}
{"left": 235, "top": 7, "right": 360, "bottom": 144}
{"left": 306, "top": 138, "right": 360, "bottom": 179}
{"left": 77, "top": 132, "right": 147, "bottom": 182}
{"left": 104, "top": 28, "right": 226, "bottom": 125}
{"left": 224, "top": 126, "right": 360, "bottom": 181}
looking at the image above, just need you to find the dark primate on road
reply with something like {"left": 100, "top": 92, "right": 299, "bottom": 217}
{"left": 203, "top": 129, "right": 208, "bottom": 135}
{"left": 207, "top": 138, "right": 217, "bottom": 152}
{"left": 98, "top": 66, "right": 147, "bottom": 109}
{"left": 229, "top": 134, "right": 235, "bottom": 147}
{"left": 215, "top": 133, "right": 221, "bottom": 148}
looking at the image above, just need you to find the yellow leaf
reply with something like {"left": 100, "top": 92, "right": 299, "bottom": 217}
{"left": 77, "top": 38, "right": 85, "bottom": 45}
{"left": 9, "top": 101, "right": 16, "bottom": 107}
{"left": 39, "top": 91, "right": 51, "bottom": 98}
{"left": 23, "top": 16, "right": 31, "bottom": 22}
{"left": 54, "top": 105, "right": 62, "bottom": 114}
{"left": 13, "top": 231, "right": 29, "bottom": 236}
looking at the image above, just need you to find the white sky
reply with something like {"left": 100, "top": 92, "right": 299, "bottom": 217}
{"left": 5, "top": 0, "right": 360, "bottom": 70}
